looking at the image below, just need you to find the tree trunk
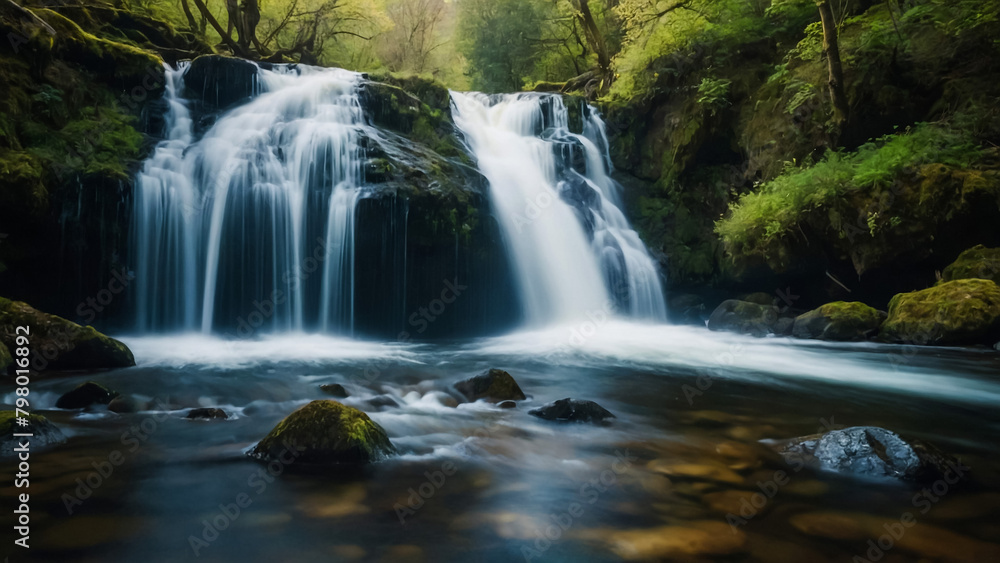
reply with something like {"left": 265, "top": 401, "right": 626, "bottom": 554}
{"left": 191, "top": 0, "right": 247, "bottom": 56}
{"left": 179, "top": 0, "right": 199, "bottom": 31}
{"left": 573, "top": 0, "right": 610, "bottom": 74}
{"left": 816, "top": 0, "right": 850, "bottom": 131}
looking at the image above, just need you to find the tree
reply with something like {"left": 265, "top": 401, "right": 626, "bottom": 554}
{"left": 458, "top": 0, "right": 544, "bottom": 91}
{"left": 379, "top": 0, "right": 447, "bottom": 73}
{"left": 815, "top": 0, "right": 849, "bottom": 131}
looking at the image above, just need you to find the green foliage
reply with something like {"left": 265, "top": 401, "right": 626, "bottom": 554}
{"left": 716, "top": 123, "right": 984, "bottom": 260}
{"left": 457, "top": 0, "right": 544, "bottom": 91}
{"left": 696, "top": 76, "right": 731, "bottom": 115}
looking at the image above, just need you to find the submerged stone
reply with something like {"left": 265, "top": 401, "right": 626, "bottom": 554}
{"left": 251, "top": 400, "right": 394, "bottom": 465}
{"left": 1, "top": 411, "right": 65, "bottom": 456}
{"left": 56, "top": 381, "right": 119, "bottom": 409}
{"left": 454, "top": 369, "right": 526, "bottom": 403}
{"left": 879, "top": 279, "right": 1000, "bottom": 345}
{"left": 186, "top": 407, "right": 228, "bottom": 420}
{"left": 792, "top": 301, "right": 886, "bottom": 341}
{"left": 107, "top": 395, "right": 144, "bottom": 414}
{"left": 319, "top": 383, "right": 349, "bottom": 398}
{"left": 769, "top": 426, "right": 961, "bottom": 483}
{"left": 528, "top": 398, "right": 615, "bottom": 424}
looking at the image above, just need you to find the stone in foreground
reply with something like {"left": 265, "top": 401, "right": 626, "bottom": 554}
{"left": 251, "top": 400, "right": 394, "bottom": 465}
{"left": 879, "top": 279, "right": 1000, "bottom": 345}
{"left": 792, "top": 301, "right": 886, "bottom": 341}
{"left": 454, "top": 368, "right": 526, "bottom": 403}
{"left": 528, "top": 398, "right": 615, "bottom": 424}
{"left": 1, "top": 411, "right": 66, "bottom": 456}
{"left": 0, "top": 297, "right": 135, "bottom": 371}
{"left": 56, "top": 381, "right": 119, "bottom": 409}
{"left": 768, "top": 426, "right": 960, "bottom": 483}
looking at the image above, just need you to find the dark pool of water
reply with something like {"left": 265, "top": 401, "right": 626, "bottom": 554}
{"left": 3, "top": 322, "right": 1000, "bottom": 562}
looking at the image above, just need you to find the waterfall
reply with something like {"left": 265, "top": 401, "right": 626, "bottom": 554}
{"left": 132, "top": 63, "right": 366, "bottom": 334}
{"left": 450, "top": 92, "right": 667, "bottom": 324}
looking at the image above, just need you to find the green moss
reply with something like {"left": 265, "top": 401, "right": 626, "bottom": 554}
{"left": 0, "top": 342, "right": 11, "bottom": 373}
{"left": 942, "top": 245, "right": 1000, "bottom": 284}
{"left": 793, "top": 302, "right": 885, "bottom": 341}
{"left": 0, "top": 296, "right": 135, "bottom": 370}
{"left": 0, "top": 411, "right": 52, "bottom": 434}
{"left": 252, "top": 400, "right": 395, "bottom": 465}
{"left": 880, "top": 279, "right": 1000, "bottom": 345}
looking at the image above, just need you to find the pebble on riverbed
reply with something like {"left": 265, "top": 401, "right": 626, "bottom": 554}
{"left": 55, "top": 381, "right": 119, "bottom": 409}
{"left": 454, "top": 368, "right": 526, "bottom": 403}
{"left": 528, "top": 398, "right": 615, "bottom": 424}
{"left": 186, "top": 407, "right": 229, "bottom": 420}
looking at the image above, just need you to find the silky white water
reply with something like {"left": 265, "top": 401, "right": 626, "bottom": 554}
{"left": 132, "top": 63, "right": 365, "bottom": 333}
{"left": 451, "top": 92, "right": 667, "bottom": 325}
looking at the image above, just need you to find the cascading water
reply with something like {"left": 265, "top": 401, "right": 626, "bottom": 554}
{"left": 450, "top": 92, "right": 667, "bottom": 324}
{"left": 132, "top": 63, "right": 365, "bottom": 334}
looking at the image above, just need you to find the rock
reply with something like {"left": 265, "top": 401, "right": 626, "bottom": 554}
{"left": 320, "top": 383, "right": 349, "bottom": 398}
{"left": 879, "top": 279, "right": 1000, "bottom": 345}
{"left": 1, "top": 411, "right": 66, "bottom": 456}
{"left": 454, "top": 369, "right": 526, "bottom": 403}
{"left": 740, "top": 292, "right": 775, "bottom": 306}
{"left": 186, "top": 407, "right": 228, "bottom": 420}
{"left": 773, "top": 317, "right": 795, "bottom": 336}
{"left": 184, "top": 55, "right": 259, "bottom": 114}
{"left": 56, "top": 381, "right": 119, "bottom": 409}
{"left": 791, "top": 301, "right": 886, "bottom": 341}
{"left": 367, "top": 395, "right": 399, "bottom": 409}
{"left": 768, "top": 426, "right": 961, "bottom": 482}
{"left": 250, "top": 400, "right": 394, "bottom": 465}
{"left": 707, "top": 299, "right": 779, "bottom": 336}
{"left": 942, "top": 244, "right": 1000, "bottom": 285}
{"left": 107, "top": 395, "right": 144, "bottom": 414}
{"left": 528, "top": 398, "right": 615, "bottom": 424}
{"left": 0, "top": 342, "right": 11, "bottom": 374}
{"left": 0, "top": 297, "right": 135, "bottom": 371}
{"left": 666, "top": 293, "right": 709, "bottom": 325}
{"left": 498, "top": 400, "right": 517, "bottom": 409}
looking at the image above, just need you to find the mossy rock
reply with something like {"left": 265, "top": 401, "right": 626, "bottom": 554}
{"left": 1, "top": 411, "right": 66, "bottom": 456}
{"left": 251, "top": 400, "right": 394, "bottom": 465}
{"left": 707, "top": 299, "right": 779, "bottom": 337}
{"left": 879, "top": 279, "right": 1000, "bottom": 345}
{"left": 792, "top": 302, "right": 886, "bottom": 341}
{"left": 942, "top": 245, "right": 1000, "bottom": 285}
{"left": 0, "top": 342, "right": 11, "bottom": 374}
{"left": 454, "top": 369, "right": 526, "bottom": 403}
{"left": 0, "top": 297, "right": 135, "bottom": 371}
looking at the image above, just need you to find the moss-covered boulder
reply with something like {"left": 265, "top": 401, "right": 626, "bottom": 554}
{"left": 942, "top": 245, "right": 1000, "bottom": 285}
{"left": 250, "top": 400, "right": 394, "bottom": 465}
{"left": 454, "top": 369, "right": 526, "bottom": 403}
{"left": 880, "top": 279, "right": 1000, "bottom": 345}
{"left": 707, "top": 299, "right": 779, "bottom": 337}
{"left": 792, "top": 302, "right": 886, "bottom": 341}
{"left": 1, "top": 411, "right": 66, "bottom": 456}
{"left": 0, "top": 342, "right": 11, "bottom": 374}
{"left": 0, "top": 297, "right": 135, "bottom": 371}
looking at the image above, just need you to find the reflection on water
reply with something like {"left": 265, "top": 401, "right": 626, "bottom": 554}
{"left": 3, "top": 323, "right": 1000, "bottom": 562}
